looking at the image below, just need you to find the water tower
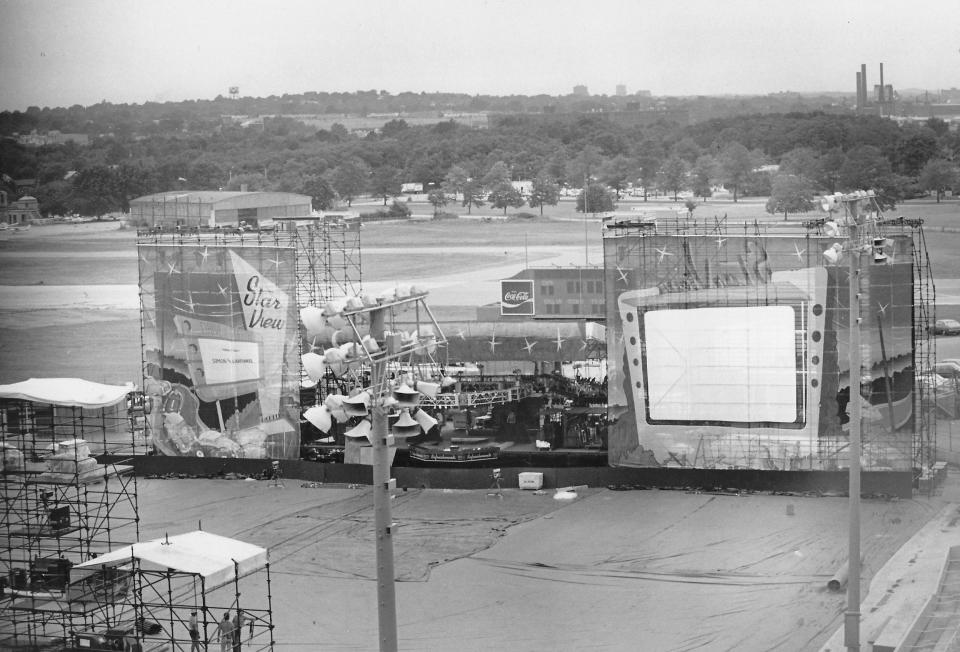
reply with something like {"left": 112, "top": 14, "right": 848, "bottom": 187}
{"left": 229, "top": 85, "right": 239, "bottom": 100}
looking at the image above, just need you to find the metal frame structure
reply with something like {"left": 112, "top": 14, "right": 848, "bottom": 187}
{"left": 0, "top": 392, "right": 141, "bottom": 650}
{"left": 603, "top": 204, "right": 936, "bottom": 476}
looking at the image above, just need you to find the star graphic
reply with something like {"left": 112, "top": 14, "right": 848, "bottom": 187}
{"left": 715, "top": 236, "right": 727, "bottom": 249}
{"left": 655, "top": 247, "right": 673, "bottom": 264}
{"left": 793, "top": 243, "right": 806, "bottom": 261}
{"left": 555, "top": 328, "right": 566, "bottom": 352}
{"left": 217, "top": 283, "right": 230, "bottom": 296}
{"left": 166, "top": 261, "right": 178, "bottom": 275}
{"left": 878, "top": 302, "right": 888, "bottom": 316}
{"left": 183, "top": 291, "right": 197, "bottom": 313}
{"left": 579, "top": 339, "right": 588, "bottom": 351}
{"left": 489, "top": 330, "right": 498, "bottom": 353}
{"left": 522, "top": 338, "right": 537, "bottom": 354}
{"left": 269, "top": 254, "right": 283, "bottom": 269}
{"left": 198, "top": 246, "right": 210, "bottom": 265}
{"left": 454, "top": 328, "right": 466, "bottom": 340}
{"left": 615, "top": 266, "right": 630, "bottom": 283}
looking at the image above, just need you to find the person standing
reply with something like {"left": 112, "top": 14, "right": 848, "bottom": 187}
{"left": 218, "top": 612, "right": 233, "bottom": 652}
{"left": 188, "top": 611, "right": 200, "bottom": 652}
{"left": 232, "top": 609, "right": 247, "bottom": 652}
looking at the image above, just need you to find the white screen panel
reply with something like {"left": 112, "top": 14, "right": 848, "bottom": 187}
{"left": 644, "top": 305, "right": 797, "bottom": 422}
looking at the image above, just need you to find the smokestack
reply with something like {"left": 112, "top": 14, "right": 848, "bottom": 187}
{"left": 879, "top": 63, "right": 885, "bottom": 103}
{"left": 856, "top": 71, "right": 863, "bottom": 110}
{"left": 861, "top": 64, "right": 868, "bottom": 108}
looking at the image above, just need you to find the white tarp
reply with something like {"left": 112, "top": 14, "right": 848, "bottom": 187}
{"left": 71, "top": 530, "right": 268, "bottom": 589}
{"left": 0, "top": 378, "right": 135, "bottom": 408}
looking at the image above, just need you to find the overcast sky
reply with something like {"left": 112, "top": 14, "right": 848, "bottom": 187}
{"left": 2, "top": 0, "right": 958, "bottom": 111}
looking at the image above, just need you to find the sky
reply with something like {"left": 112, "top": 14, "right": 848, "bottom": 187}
{"left": 1, "top": 0, "right": 959, "bottom": 111}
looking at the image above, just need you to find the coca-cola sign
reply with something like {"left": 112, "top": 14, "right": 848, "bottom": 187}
{"left": 501, "top": 280, "right": 535, "bottom": 315}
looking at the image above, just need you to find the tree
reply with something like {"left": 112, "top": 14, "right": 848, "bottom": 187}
{"left": 300, "top": 174, "right": 337, "bottom": 210}
{"left": 599, "top": 155, "right": 638, "bottom": 199}
{"left": 461, "top": 177, "right": 485, "bottom": 214}
{"left": 482, "top": 160, "right": 511, "bottom": 189}
{"left": 328, "top": 158, "right": 370, "bottom": 206}
{"left": 765, "top": 174, "right": 815, "bottom": 219}
{"left": 380, "top": 118, "right": 408, "bottom": 138}
{"left": 369, "top": 165, "right": 401, "bottom": 205}
{"left": 778, "top": 147, "right": 820, "bottom": 181}
{"left": 576, "top": 183, "right": 615, "bottom": 213}
{"left": 71, "top": 165, "right": 120, "bottom": 216}
{"left": 427, "top": 188, "right": 448, "bottom": 216}
{"left": 671, "top": 137, "right": 702, "bottom": 164}
{"left": 684, "top": 198, "right": 698, "bottom": 218}
{"left": 718, "top": 142, "right": 753, "bottom": 202}
{"left": 691, "top": 154, "right": 716, "bottom": 201}
{"left": 636, "top": 152, "right": 662, "bottom": 201}
{"left": 893, "top": 131, "right": 938, "bottom": 177}
{"left": 658, "top": 155, "right": 689, "bottom": 201}
{"left": 441, "top": 164, "right": 469, "bottom": 201}
{"left": 566, "top": 145, "right": 603, "bottom": 187}
{"left": 838, "top": 145, "right": 894, "bottom": 192}
{"left": 487, "top": 181, "right": 525, "bottom": 215}
{"left": 527, "top": 173, "right": 560, "bottom": 216}
{"left": 815, "top": 147, "right": 846, "bottom": 194}
{"left": 918, "top": 159, "right": 959, "bottom": 202}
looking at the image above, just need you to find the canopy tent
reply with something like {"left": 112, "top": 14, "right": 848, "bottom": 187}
{"left": 0, "top": 378, "right": 135, "bottom": 409}
{"left": 71, "top": 531, "right": 268, "bottom": 590}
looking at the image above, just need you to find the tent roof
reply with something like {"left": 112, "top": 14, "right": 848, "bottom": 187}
{"left": 0, "top": 378, "right": 135, "bottom": 408}
{"left": 72, "top": 531, "right": 268, "bottom": 589}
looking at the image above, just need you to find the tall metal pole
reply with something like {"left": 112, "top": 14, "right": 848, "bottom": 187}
{"left": 371, "top": 356, "right": 398, "bottom": 652}
{"left": 845, "top": 211, "right": 862, "bottom": 651}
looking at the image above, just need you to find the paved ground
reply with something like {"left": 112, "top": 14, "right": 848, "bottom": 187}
{"left": 132, "top": 475, "right": 950, "bottom": 651}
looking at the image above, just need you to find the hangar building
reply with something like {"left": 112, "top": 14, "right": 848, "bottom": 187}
{"left": 129, "top": 191, "right": 311, "bottom": 229}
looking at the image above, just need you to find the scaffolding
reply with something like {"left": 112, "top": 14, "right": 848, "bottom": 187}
{"left": 0, "top": 380, "right": 141, "bottom": 650}
{"left": 69, "top": 530, "right": 275, "bottom": 652}
{"left": 602, "top": 204, "right": 936, "bottom": 474}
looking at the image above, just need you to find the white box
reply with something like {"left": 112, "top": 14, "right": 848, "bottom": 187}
{"left": 518, "top": 472, "right": 543, "bottom": 490}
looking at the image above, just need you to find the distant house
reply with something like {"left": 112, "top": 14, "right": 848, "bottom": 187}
{"left": 16, "top": 130, "right": 89, "bottom": 147}
{"left": 0, "top": 192, "right": 41, "bottom": 226}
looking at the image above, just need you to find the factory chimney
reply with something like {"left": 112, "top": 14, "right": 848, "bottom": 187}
{"left": 861, "top": 63, "right": 868, "bottom": 109}
{"left": 856, "top": 71, "right": 863, "bottom": 110}
{"left": 879, "top": 63, "right": 885, "bottom": 103}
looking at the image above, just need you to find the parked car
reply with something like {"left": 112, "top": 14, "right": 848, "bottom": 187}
{"left": 930, "top": 319, "right": 960, "bottom": 335}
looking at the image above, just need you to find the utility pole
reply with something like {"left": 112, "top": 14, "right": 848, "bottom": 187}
{"left": 844, "top": 194, "right": 865, "bottom": 652}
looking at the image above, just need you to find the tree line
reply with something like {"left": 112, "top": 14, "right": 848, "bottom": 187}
{"left": 2, "top": 104, "right": 959, "bottom": 219}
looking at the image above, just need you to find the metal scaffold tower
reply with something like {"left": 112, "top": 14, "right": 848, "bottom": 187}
{"left": 881, "top": 215, "right": 937, "bottom": 474}
{"left": 602, "top": 198, "right": 936, "bottom": 475}
{"left": 0, "top": 380, "right": 141, "bottom": 650}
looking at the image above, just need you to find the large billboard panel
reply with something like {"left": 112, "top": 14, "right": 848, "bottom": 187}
{"left": 138, "top": 242, "right": 300, "bottom": 459}
{"left": 605, "top": 232, "right": 914, "bottom": 471}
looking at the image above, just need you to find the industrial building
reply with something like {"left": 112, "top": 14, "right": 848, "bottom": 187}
{"left": 129, "top": 190, "right": 311, "bottom": 229}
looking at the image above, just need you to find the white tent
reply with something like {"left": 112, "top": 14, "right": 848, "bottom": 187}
{"left": 71, "top": 531, "right": 268, "bottom": 590}
{"left": 0, "top": 378, "right": 135, "bottom": 409}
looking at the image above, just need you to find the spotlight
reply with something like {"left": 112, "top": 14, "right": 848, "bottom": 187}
{"left": 303, "top": 405, "right": 333, "bottom": 434}
{"left": 391, "top": 410, "right": 421, "bottom": 438}
{"left": 392, "top": 383, "right": 420, "bottom": 408}
{"left": 301, "top": 352, "right": 326, "bottom": 382}
{"left": 344, "top": 419, "right": 372, "bottom": 440}
{"left": 343, "top": 391, "right": 371, "bottom": 417}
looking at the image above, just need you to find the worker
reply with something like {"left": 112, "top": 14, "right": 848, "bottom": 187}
{"left": 218, "top": 612, "right": 233, "bottom": 652}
